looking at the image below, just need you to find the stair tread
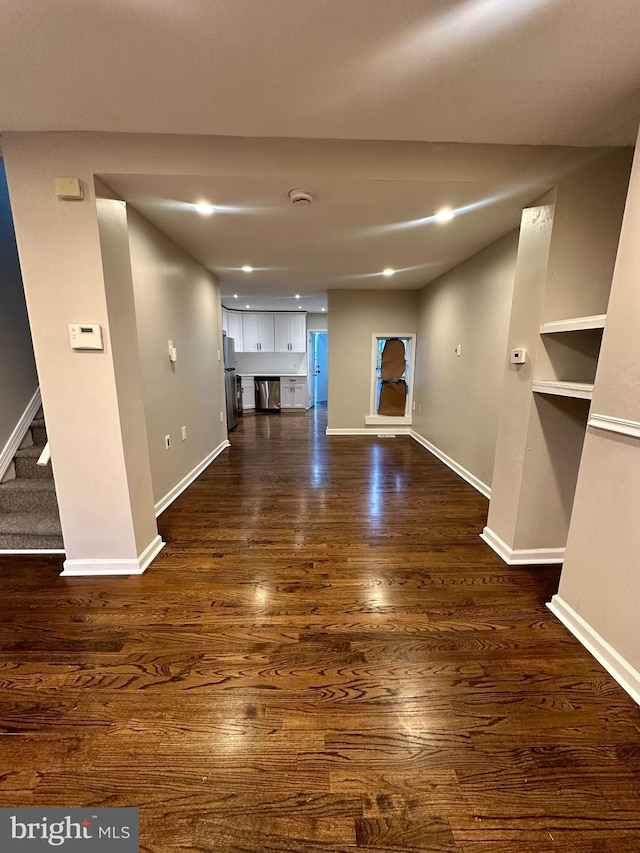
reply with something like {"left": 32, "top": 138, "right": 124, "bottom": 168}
{"left": 0, "top": 512, "right": 62, "bottom": 536}
{"left": 14, "top": 446, "right": 47, "bottom": 459}
{"left": 0, "top": 478, "right": 56, "bottom": 492}
{"left": 0, "top": 536, "right": 64, "bottom": 550}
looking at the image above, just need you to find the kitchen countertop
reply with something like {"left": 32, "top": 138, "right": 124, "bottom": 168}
{"left": 239, "top": 373, "right": 307, "bottom": 378}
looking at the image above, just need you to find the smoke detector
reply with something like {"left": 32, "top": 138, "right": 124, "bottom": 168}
{"left": 288, "top": 188, "right": 314, "bottom": 205}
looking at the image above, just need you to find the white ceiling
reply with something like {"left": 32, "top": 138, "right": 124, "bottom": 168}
{"left": 2, "top": 1, "right": 639, "bottom": 310}
{"left": 0, "top": 0, "right": 639, "bottom": 146}
{"left": 106, "top": 168, "right": 560, "bottom": 311}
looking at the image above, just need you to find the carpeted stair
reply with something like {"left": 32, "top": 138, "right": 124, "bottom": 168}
{"left": 0, "top": 412, "right": 64, "bottom": 550}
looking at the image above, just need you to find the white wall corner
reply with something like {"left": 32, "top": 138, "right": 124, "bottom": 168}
{"left": 480, "top": 526, "right": 565, "bottom": 565}
{"left": 410, "top": 430, "right": 491, "bottom": 499}
{"left": 60, "top": 534, "right": 165, "bottom": 577}
{"left": 547, "top": 595, "right": 640, "bottom": 707}
{"left": 155, "top": 440, "right": 231, "bottom": 517}
{"left": 0, "top": 387, "right": 41, "bottom": 482}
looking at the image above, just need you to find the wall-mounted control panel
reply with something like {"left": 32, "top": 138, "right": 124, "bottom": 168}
{"left": 69, "top": 323, "right": 103, "bottom": 351}
{"left": 510, "top": 348, "right": 527, "bottom": 364}
{"left": 55, "top": 177, "right": 84, "bottom": 201}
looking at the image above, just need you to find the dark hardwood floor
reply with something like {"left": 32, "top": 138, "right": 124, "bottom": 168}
{"left": 1, "top": 406, "right": 639, "bottom": 852}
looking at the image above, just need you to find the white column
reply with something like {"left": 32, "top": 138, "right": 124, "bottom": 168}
{"left": 2, "top": 150, "right": 162, "bottom": 575}
{"left": 550, "top": 125, "right": 640, "bottom": 702}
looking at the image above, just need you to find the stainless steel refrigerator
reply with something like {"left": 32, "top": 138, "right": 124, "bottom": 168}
{"left": 222, "top": 333, "right": 238, "bottom": 430}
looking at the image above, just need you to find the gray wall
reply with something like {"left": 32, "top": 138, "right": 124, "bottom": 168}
{"left": 0, "top": 162, "right": 38, "bottom": 453}
{"left": 412, "top": 231, "right": 519, "bottom": 489}
{"left": 127, "top": 207, "right": 226, "bottom": 507}
{"left": 327, "top": 290, "right": 419, "bottom": 430}
{"left": 307, "top": 312, "right": 328, "bottom": 331}
{"left": 543, "top": 150, "right": 633, "bottom": 321}
{"left": 487, "top": 150, "right": 632, "bottom": 554}
{"left": 557, "top": 128, "right": 640, "bottom": 672}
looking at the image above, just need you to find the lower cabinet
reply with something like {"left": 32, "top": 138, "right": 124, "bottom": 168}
{"left": 280, "top": 377, "right": 306, "bottom": 409}
{"left": 241, "top": 376, "right": 255, "bottom": 410}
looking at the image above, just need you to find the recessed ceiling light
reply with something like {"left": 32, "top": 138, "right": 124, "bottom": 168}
{"left": 435, "top": 208, "right": 455, "bottom": 223}
{"left": 195, "top": 202, "right": 215, "bottom": 215}
{"left": 245, "top": 304, "right": 250, "bottom": 309}
{"left": 382, "top": 268, "right": 395, "bottom": 277}
{"left": 321, "top": 308, "right": 326, "bottom": 312}
{"left": 298, "top": 306, "right": 303, "bottom": 309}
{"left": 295, "top": 294, "right": 300, "bottom": 299}
{"left": 233, "top": 294, "right": 238, "bottom": 298}
{"left": 242, "top": 265, "right": 253, "bottom": 273}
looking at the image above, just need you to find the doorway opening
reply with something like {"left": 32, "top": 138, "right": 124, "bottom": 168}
{"left": 308, "top": 331, "right": 328, "bottom": 407}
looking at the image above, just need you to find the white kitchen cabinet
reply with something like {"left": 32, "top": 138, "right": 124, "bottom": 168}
{"left": 242, "top": 312, "right": 275, "bottom": 352}
{"left": 274, "top": 312, "right": 307, "bottom": 353}
{"left": 226, "top": 310, "right": 244, "bottom": 352}
{"left": 241, "top": 376, "right": 255, "bottom": 410}
{"left": 280, "top": 376, "right": 307, "bottom": 409}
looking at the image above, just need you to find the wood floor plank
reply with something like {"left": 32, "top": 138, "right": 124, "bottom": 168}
{"left": 0, "top": 407, "right": 638, "bottom": 851}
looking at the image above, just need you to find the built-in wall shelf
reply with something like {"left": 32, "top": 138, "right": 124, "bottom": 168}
{"left": 532, "top": 380, "right": 594, "bottom": 400}
{"left": 540, "top": 314, "right": 606, "bottom": 334}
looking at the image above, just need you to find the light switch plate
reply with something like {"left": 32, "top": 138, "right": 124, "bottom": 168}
{"left": 55, "top": 177, "right": 84, "bottom": 200}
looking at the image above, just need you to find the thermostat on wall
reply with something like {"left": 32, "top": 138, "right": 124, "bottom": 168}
{"left": 510, "top": 348, "right": 527, "bottom": 364}
{"left": 69, "top": 323, "right": 103, "bottom": 351}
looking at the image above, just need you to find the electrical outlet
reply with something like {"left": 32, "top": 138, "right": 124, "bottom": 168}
{"left": 220, "top": 411, "right": 224, "bottom": 423}
{"left": 217, "top": 350, "right": 221, "bottom": 361}
{"left": 418, "top": 402, "right": 422, "bottom": 413}
{"left": 454, "top": 344, "right": 462, "bottom": 357}
{"left": 164, "top": 434, "right": 171, "bottom": 449}
{"left": 181, "top": 426, "right": 187, "bottom": 441}
{"left": 412, "top": 400, "right": 416, "bottom": 411}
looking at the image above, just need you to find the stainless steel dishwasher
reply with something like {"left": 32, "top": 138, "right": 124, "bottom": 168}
{"left": 254, "top": 377, "right": 281, "bottom": 412}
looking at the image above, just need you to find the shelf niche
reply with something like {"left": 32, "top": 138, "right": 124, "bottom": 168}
{"left": 532, "top": 380, "right": 594, "bottom": 400}
{"left": 535, "top": 327, "right": 603, "bottom": 388}
{"left": 485, "top": 148, "right": 633, "bottom": 564}
{"left": 519, "top": 394, "right": 591, "bottom": 552}
{"left": 539, "top": 314, "right": 606, "bottom": 334}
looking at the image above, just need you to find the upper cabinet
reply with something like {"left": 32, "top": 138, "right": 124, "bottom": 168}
{"left": 242, "top": 312, "right": 275, "bottom": 352}
{"left": 274, "top": 313, "right": 307, "bottom": 353}
{"left": 223, "top": 309, "right": 307, "bottom": 353}
{"left": 226, "top": 310, "right": 244, "bottom": 351}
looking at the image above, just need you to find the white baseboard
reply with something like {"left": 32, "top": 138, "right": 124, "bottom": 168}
{"left": 364, "top": 415, "right": 412, "bottom": 426}
{"left": 480, "top": 526, "right": 565, "bottom": 565}
{"left": 0, "top": 388, "right": 41, "bottom": 483}
{"left": 547, "top": 595, "right": 640, "bottom": 706}
{"left": 154, "top": 440, "right": 231, "bottom": 517}
{"left": 326, "top": 427, "right": 411, "bottom": 436}
{"left": 60, "top": 534, "right": 165, "bottom": 577}
{"left": 410, "top": 430, "right": 491, "bottom": 499}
